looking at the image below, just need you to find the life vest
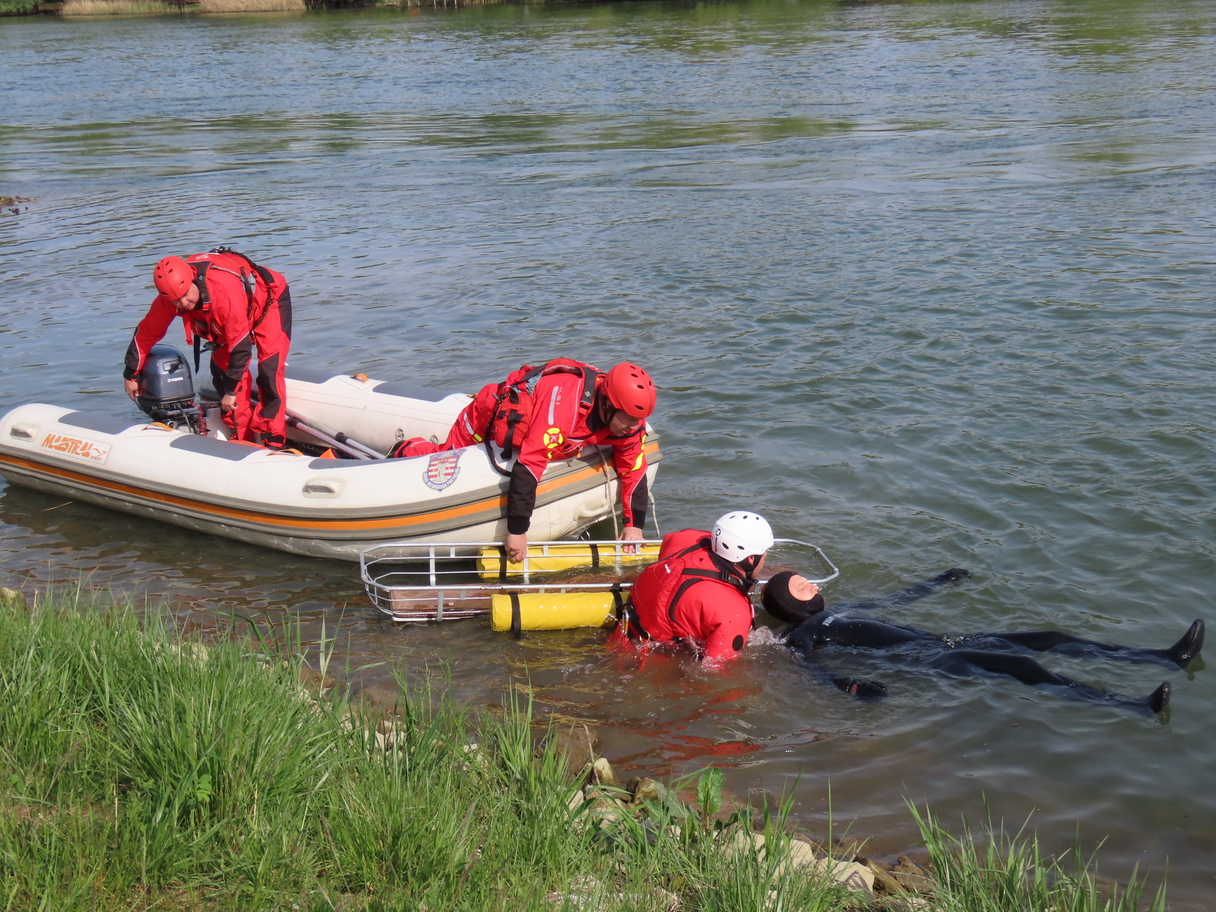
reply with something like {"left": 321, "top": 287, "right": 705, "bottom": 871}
{"left": 182, "top": 248, "right": 287, "bottom": 370}
{"left": 621, "top": 529, "right": 754, "bottom": 643}
{"left": 189, "top": 248, "right": 285, "bottom": 325}
{"left": 463, "top": 359, "right": 602, "bottom": 473}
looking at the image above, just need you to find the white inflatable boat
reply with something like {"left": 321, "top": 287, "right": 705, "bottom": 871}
{"left": 0, "top": 365, "right": 661, "bottom": 561}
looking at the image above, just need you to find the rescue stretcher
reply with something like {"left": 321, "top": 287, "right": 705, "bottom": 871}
{"left": 360, "top": 538, "right": 839, "bottom": 626}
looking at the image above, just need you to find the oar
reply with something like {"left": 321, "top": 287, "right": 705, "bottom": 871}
{"left": 286, "top": 415, "right": 368, "bottom": 460}
{"left": 286, "top": 411, "right": 384, "bottom": 460}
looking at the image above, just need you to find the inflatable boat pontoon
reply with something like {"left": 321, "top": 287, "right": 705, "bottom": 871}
{"left": 0, "top": 362, "right": 661, "bottom": 561}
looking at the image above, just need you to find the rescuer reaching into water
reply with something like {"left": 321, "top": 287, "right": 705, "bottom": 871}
{"left": 612, "top": 511, "right": 775, "bottom": 664}
{"left": 124, "top": 249, "right": 292, "bottom": 448}
{"left": 761, "top": 569, "right": 1204, "bottom": 714}
{"left": 388, "top": 359, "right": 656, "bottom": 563}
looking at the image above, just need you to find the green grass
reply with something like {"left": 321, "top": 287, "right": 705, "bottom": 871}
{"left": 911, "top": 803, "right": 1167, "bottom": 912}
{"left": 0, "top": 589, "right": 1169, "bottom": 911}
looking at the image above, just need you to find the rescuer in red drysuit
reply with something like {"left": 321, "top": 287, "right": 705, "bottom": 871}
{"left": 612, "top": 512, "right": 775, "bottom": 664}
{"left": 123, "top": 250, "right": 292, "bottom": 448}
{"left": 389, "top": 360, "right": 656, "bottom": 562}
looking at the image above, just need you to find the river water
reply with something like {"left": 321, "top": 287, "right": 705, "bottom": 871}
{"left": 2, "top": 0, "right": 1215, "bottom": 904}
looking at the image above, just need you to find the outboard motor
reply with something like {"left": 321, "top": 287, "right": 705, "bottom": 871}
{"left": 136, "top": 344, "right": 207, "bottom": 435}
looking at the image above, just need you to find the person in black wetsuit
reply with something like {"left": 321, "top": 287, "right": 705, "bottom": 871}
{"left": 762, "top": 569, "right": 1204, "bottom": 714}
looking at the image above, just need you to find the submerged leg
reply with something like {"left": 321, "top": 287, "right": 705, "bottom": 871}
{"left": 837, "top": 568, "right": 972, "bottom": 612}
{"left": 933, "top": 649, "right": 1170, "bottom": 714}
{"left": 990, "top": 619, "right": 1204, "bottom": 669}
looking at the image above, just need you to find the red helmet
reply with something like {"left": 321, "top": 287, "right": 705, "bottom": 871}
{"left": 152, "top": 256, "right": 196, "bottom": 300}
{"left": 603, "top": 363, "right": 656, "bottom": 419}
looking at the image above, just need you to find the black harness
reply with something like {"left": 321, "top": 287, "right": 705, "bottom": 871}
{"left": 189, "top": 248, "right": 279, "bottom": 372}
{"left": 189, "top": 261, "right": 217, "bottom": 372}
{"left": 485, "top": 361, "right": 601, "bottom": 476}
{"left": 210, "top": 246, "right": 278, "bottom": 329}
{"left": 618, "top": 538, "right": 754, "bottom": 642}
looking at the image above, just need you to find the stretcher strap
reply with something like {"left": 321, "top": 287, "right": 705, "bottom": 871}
{"left": 494, "top": 542, "right": 602, "bottom": 579}
{"left": 510, "top": 592, "right": 522, "bottom": 640}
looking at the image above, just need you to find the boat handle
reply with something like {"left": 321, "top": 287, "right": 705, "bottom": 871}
{"left": 302, "top": 479, "right": 345, "bottom": 498}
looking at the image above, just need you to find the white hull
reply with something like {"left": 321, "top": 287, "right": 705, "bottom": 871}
{"left": 0, "top": 369, "right": 661, "bottom": 561}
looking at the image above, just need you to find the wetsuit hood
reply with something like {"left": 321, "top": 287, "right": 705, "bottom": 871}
{"left": 762, "top": 571, "right": 826, "bottom": 624}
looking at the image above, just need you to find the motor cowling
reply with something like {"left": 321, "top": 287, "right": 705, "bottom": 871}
{"left": 136, "top": 344, "right": 205, "bottom": 434}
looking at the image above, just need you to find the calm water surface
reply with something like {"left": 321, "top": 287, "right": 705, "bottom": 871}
{"left": 3, "top": 0, "right": 1216, "bottom": 905}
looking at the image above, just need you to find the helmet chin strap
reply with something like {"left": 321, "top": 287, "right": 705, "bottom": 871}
{"left": 735, "top": 553, "right": 765, "bottom": 588}
{"left": 706, "top": 548, "right": 761, "bottom": 595}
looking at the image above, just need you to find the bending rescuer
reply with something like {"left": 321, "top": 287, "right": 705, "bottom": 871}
{"left": 613, "top": 511, "right": 775, "bottom": 664}
{"left": 761, "top": 569, "right": 1204, "bottom": 714}
{"left": 389, "top": 359, "right": 656, "bottom": 562}
{"left": 123, "top": 249, "right": 292, "bottom": 448}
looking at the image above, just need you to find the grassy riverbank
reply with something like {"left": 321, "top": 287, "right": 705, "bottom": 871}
{"left": 0, "top": 588, "right": 1167, "bottom": 911}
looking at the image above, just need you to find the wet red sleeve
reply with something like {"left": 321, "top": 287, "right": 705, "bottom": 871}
{"left": 205, "top": 278, "right": 254, "bottom": 387}
{"left": 123, "top": 297, "right": 179, "bottom": 380}
{"left": 690, "top": 588, "right": 754, "bottom": 664}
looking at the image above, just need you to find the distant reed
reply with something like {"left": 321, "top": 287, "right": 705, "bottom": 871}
{"left": 58, "top": 0, "right": 304, "bottom": 13}
{"left": 50, "top": 0, "right": 496, "bottom": 13}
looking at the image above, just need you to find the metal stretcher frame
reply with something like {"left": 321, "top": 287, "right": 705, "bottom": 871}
{"left": 360, "top": 538, "right": 839, "bottom": 622}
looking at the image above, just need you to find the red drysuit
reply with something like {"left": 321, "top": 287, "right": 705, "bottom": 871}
{"left": 391, "top": 360, "right": 649, "bottom": 534}
{"left": 124, "top": 250, "right": 292, "bottom": 447}
{"left": 612, "top": 528, "right": 756, "bottom": 664}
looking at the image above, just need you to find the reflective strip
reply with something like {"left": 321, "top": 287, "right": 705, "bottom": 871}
{"left": 547, "top": 386, "right": 560, "bottom": 425}
{"left": 632, "top": 431, "right": 648, "bottom": 470}
{"left": 463, "top": 412, "right": 484, "bottom": 443}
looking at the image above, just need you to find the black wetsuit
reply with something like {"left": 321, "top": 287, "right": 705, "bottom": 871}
{"left": 776, "top": 572, "right": 1197, "bottom": 713}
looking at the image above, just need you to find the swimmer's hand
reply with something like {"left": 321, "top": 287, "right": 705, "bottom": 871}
{"left": 832, "top": 676, "right": 889, "bottom": 701}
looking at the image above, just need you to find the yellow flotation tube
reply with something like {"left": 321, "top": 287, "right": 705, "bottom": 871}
{"left": 478, "top": 542, "right": 661, "bottom": 580}
{"left": 490, "top": 590, "right": 624, "bottom": 632}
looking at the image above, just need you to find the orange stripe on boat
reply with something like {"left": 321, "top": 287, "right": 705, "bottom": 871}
{"left": 0, "top": 439, "right": 659, "bottom": 533}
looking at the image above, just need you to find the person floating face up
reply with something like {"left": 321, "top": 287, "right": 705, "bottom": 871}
{"left": 761, "top": 569, "right": 1201, "bottom": 714}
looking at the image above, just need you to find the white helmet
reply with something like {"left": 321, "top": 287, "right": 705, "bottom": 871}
{"left": 711, "top": 512, "right": 774, "bottom": 563}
